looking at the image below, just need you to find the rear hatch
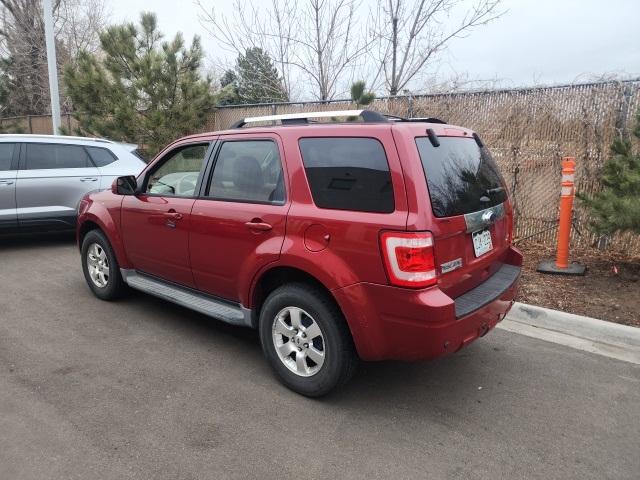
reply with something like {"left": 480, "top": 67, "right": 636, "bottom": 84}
{"left": 414, "top": 132, "right": 512, "bottom": 298}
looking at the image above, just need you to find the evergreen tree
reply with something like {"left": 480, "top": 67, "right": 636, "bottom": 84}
{"left": 350, "top": 80, "right": 375, "bottom": 108}
{"left": 64, "top": 12, "right": 213, "bottom": 156}
{"left": 216, "top": 69, "right": 240, "bottom": 105}
{"left": 579, "top": 109, "right": 640, "bottom": 235}
{"left": 235, "top": 47, "right": 287, "bottom": 104}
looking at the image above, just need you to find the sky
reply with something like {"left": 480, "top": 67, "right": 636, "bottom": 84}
{"left": 108, "top": 0, "right": 640, "bottom": 97}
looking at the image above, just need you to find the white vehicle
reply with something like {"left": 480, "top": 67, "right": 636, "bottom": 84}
{"left": 0, "top": 134, "right": 146, "bottom": 232}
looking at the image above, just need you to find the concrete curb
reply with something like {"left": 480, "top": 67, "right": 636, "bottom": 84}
{"left": 498, "top": 302, "right": 640, "bottom": 365}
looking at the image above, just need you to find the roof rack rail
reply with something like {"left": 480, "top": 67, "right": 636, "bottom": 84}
{"left": 230, "top": 109, "right": 389, "bottom": 128}
{"left": 384, "top": 114, "right": 447, "bottom": 124}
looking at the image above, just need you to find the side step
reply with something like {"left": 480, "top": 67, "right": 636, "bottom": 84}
{"left": 121, "top": 269, "right": 252, "bottom": 328}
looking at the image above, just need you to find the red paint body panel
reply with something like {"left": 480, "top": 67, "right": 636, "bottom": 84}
{"left": 121, "top": 194, "right": 197, "bottom": 287}
{"left": 333, "top": 245, "right": 522, "bottom": 361}
{"left": 77, "top": 120, "right": 521, "bottom": 363}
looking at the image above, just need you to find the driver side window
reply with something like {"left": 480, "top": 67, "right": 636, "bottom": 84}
{"left": 146, "top": 143, "right": 209, "bottom": 196}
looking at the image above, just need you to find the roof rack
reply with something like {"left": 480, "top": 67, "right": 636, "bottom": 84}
{"left": 231, "top": 109, "right": 389, "bottom": 128}
{"left": 384, "top": 114, "right": 447, "bottom": 124}
{"left": 0, "top": 133, "right": 114, "bottom": 143}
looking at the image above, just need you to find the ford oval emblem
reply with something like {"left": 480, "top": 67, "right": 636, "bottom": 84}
{"left": 482, "top": 210, "right": 495, "bottom": 223}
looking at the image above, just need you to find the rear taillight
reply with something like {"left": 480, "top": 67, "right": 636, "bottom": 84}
{"left": 380, "top": 231, "right": 437, "bottom": 288}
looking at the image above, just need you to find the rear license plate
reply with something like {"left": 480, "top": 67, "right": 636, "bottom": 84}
{"left": 472, "top": 229, "right": 493, "bottom": 257}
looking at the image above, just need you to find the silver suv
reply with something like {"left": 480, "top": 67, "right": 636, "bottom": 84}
{"left": 0, "top": 134, "right": 146, "bottom": 232}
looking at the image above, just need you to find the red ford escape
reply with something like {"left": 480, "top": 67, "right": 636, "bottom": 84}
{"left": 77, "top": 110, "right": 522, "bottom": 396}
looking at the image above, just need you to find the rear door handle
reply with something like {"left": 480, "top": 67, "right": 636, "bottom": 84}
{"left": 80, "top": 177, "right": 98, "bottom": 182}
{"left": 165, "top": 212, "right": 183, "bottom": 221}
{"left": 245, "top": 221, "right": 272, "bottom": 231}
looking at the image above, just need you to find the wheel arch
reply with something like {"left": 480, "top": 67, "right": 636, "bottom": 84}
{"left": 250, "top": 266, "right": 342, "bottom": 327}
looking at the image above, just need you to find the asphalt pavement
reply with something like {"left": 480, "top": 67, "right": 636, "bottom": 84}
{"left": 1, "top": 233, "right": 639, "bottom": 480}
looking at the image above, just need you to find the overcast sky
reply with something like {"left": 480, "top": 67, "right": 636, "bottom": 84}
{"left": 109, "top": 0, "right": 640, "bottom": 96}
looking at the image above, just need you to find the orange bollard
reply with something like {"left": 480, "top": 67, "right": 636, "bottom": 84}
{"left": 537, "top": 157, "right": 585, "bottom": 275}
{"left": 555, "top": 157, "right": 575, "bottom": 268}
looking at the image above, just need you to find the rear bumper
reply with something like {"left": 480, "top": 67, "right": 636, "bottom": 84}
{"left": 333, "top": 246, "right": 522, "bottom": 361}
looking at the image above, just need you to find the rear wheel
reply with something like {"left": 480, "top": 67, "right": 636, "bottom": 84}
{"left": 81, "top": 229, "right": 127, "bottom": 300}
{"left": 259, "top": 283, "right": 358, "bottom": 397}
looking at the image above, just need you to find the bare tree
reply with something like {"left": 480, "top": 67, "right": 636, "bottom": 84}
{"left": 57, "top": 0, "right": 108, "bottom": 59}
{"left": 370, "top": 0, "right": 504, "bottom": 96}
{"left": 0, "top": 0, "right": 107, "bottom": 115}
{"left": 292, "top": 0, "right": 370, "bottom": 101}
{"left": 196, "top": 0, "right": 298, "bottom": 100}
{"left": 197, "top": 0, "right": 370, "bottom": 101}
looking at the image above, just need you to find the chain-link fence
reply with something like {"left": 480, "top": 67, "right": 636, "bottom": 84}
{"left": 207, "top": 80, "right": 640, "bottom": 253}
{"left": 2, "top": 80, "right": 638, "bottom": 253}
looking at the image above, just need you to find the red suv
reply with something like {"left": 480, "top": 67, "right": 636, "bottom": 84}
{"left": 77, "top": 110, "right": 522, "bottom": 396}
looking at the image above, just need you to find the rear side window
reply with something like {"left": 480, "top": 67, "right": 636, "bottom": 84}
{"left": 0, "top": 143, "right": 15, "bottom": 170}
{"left": 416, "top": 137, "right": 507, "bottom": 217}
{"left": 298, "top": 137, "right": 394, "bottom": 213}
{"left": 25, "top": 143, "right": 93, "bottom": 170}
{"left": 86, "top": 147, "right": 117, "bottom": 167}
{"left": 207, "top": 140, "right": 285, "bottom": 204}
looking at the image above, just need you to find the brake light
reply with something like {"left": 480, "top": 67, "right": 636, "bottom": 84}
{"left": 380, "top": 231, "right": 437, "bottom": 288}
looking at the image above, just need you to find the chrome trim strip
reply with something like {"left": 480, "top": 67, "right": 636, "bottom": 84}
{"left": 463, "top": 203, "right": 505, "bottom": 233}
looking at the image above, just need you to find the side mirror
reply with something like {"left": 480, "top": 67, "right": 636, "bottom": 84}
{"left": 112, "top": 175, "right": 138, "bottom": 196}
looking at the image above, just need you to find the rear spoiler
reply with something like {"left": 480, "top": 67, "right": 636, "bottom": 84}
{"left": 119, "top": 142, "right": 139, "bottom": 152}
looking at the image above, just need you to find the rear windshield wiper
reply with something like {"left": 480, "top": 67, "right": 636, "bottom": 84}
{"left": 486, "top": 187, "right": 505, "bottom": 195}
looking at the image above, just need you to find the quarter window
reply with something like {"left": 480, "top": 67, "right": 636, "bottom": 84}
{"left": 298, "top": 137, "right": 394, "bottom": 213}
{"left": 86, "top": 147, "right": 117, "bottom": 167}
{"left": 207, "top": 140, "right": 285, "bottom": 204}
{"left": 146, "top": 144, "right": 209, "bottom": 197}
{"left": 25, "top": 143, "right": 93, "bottom": 170}
{"left": 0, "top": 143, "right": 15, "bottom": 171}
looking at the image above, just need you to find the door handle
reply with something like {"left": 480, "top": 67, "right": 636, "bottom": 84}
{"left": 245, "top": 220, "right": 272, "bottom": 231}
{"left": 0, "top": 180, "right": 14, "bottom": 185}
{"left": 165, "top": 210, "right": 183, "bottom": 221}
{"left": 80, "top": 177, "right": 98, "bottom": 182}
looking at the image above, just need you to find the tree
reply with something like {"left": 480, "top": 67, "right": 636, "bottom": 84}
{"left": 198, "top": 0, "right": 369, "bottom": 101}
{"left": 197, "top": 0, "right": 298, "bottom": 100}
{"left": 579, "top": 110, "right": 640, "bottom": 236}
{"left": 64, "top": 12, "right": 213, "bottom": 156}
{"left": 235, "top": 47, "right": 288, "bottom": 103}
{"left": 350, "top": 80, "right": 375, "bottom": 108}
{"left": 0, "top": 0, "right": 107, "bottom": 116}
{"left": 370, "top": 0, "right": 504, "bottom": 96}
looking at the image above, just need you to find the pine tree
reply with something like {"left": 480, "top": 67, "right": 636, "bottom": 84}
{"left": 235, "top": 47, "right": 288, "bottom": 104}
{"left": 64, "top": 12, "right": 213, "bottom": 156}
{"left": 350, "top": 80, "right": 375, "bottom": 108}
{"left": 215, "top": 69, "right": 240, "bottom": 105}
{"left": 579, "top": 109, "right": 640, "bottom": 235}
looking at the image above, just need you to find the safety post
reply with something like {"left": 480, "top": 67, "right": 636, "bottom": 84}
{"left": 537, "top": 157, "right": 586, "bottom": 275}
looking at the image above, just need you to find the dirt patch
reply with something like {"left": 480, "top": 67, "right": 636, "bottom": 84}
{"left": 516, "top": 242, "right": 640, "bottom": 327}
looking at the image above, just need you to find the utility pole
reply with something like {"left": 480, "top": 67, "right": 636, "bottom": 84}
{"left": 43, "top": 0, "right": 61, "bottom": 134}
{"left": 391, "top": 16, "right": 398, "bottom": 97}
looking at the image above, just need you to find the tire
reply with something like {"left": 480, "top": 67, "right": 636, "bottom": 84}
{"left": 259, "top": 283, "right": 358, "bottom": 397}
{"left": 81, "top": 229, "right": 127, "bottom": 301}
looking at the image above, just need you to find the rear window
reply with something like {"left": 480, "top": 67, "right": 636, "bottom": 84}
{"left": 415, "top": 137, "right": 507, "bottom": 217}
{"left": 299, "top": 137, "right": 394, "bottom": 213}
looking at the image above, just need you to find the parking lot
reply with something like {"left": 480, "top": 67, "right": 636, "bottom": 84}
{"left": 1, "top": 234, "right": 639, "bottom": 480}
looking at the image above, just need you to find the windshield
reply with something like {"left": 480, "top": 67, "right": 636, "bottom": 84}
{"left": 415, "top": 136, "right": 507, "bottom": 217}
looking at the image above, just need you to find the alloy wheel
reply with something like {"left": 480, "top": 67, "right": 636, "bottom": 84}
{"left": 272, "top": 306, "right": 325, "bottom": 377}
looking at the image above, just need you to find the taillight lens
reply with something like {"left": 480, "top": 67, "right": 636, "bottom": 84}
{"left": 380, "top": 231, "right": 437, "bottom": 288}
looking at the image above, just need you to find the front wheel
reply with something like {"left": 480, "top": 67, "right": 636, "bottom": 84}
{"left": 81, "top": 229, "right": 127, "bottom": 301}
{"left": 259, "top": 283, "right": 358, "bottom": 397}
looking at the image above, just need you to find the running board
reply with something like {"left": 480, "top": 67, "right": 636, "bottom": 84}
{"left": 121, "top": 269, "right": 252, "bottom": 328}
